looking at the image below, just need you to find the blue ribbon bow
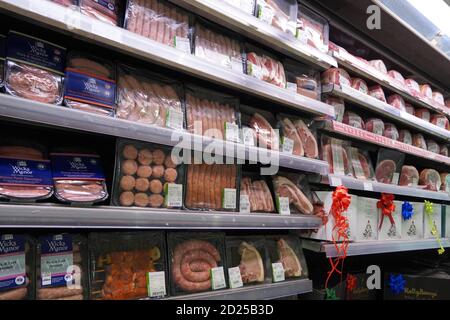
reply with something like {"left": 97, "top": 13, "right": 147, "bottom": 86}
{"left": 388, "top": 274, "right": 406, "bottom": 295}
{"left": 402, "top": 201, "right": 413, "bottom": 220}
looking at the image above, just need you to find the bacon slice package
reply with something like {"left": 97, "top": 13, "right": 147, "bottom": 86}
{"left": 240, "top": 174, "right": 275, "bottom": 213}
{"left": 296, "top": 4, "right": 329, "bottom": 53}
{"left": 80, "top": 0, "right": 120, "bottom": 25}
{"left": 374, "top": 148, "right": 404, "bottom": 185}
{"left": 245, "top": 44, "right": 286, "bottom": 88}
{"left": 256, "top": 0, "right": 298, "bottom": 36}
{"left": 49, "top": 0, "right": 78, "bottom": 7}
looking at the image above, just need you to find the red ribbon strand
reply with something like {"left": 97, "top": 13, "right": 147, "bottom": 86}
{"left": 377, "top": 193, "right": 396, "bottom": 230}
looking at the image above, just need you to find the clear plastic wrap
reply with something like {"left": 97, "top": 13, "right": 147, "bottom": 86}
{"left": 296, "top": 4, "right": 329, "bottom": 53}
{"left": 405, "top": 79, "right": 421, "bottom": 98}
{"left": 431, "top": 114, "right": 449, "bottom": 130}
{"left": 398, "top": 165, "right": 419, "bottom": 187}
{"left": 116, "top": 64, "right": 184, "bottom": 129}
{"left": 240, "top": 174, "right": 275, "bottom": 213}
{"left": 375, "top": 148, "right": 404, "bottom": 185}
{"left": 427, "top": 139, "right": 439, "bottom": 154}
{"left": 245, "top": 44, "right": 286, "bottom": 88}
{"left": 225, "top": 236, "right": 271, "bottom": 286}
{"left": 440, "top": 144, "right": 449, "bottom": 157}
{"left": 320, "top": 135, "right": 351, "bottom": 176}
{"left": 64, "top": 51, "right": 116, "bottom": 116}
{"left": 36, "top": 234, "right": 87, "bottom": 300}
{"left": 323, "top": 97, "right": 345, "bottom": 122}
{"left": 343, "top": 111, "right": 365, "bottom": 130}
{"left": 277, "top": 113, "right": 318, "bottom": 158}
{"left": 0, "top": 139, "right": 53, "bottom": 201}
{"left": 414, "top": 108, "right": 430, "bottom": 122}
{"left": 256, "top": 0, "right": 298, "bottom": 36}
{"left": 383, "top": 123, "right": 399, "bottom": 140}
{"left": 351, "top": 78, "right": 369, "bottom": 95}
{"left": 321, "top": 67, "right": 351, "bottom": 87}
{"left": 369, "top": 59, "right": 387, "bottom": 74}
{"left": 368, "top": 85, "right": 386, "bottom": 103}
{"left": 112, "top": 139, "right": 184, "bottom": 209}
{"left": 420, "top": 84, "right": 433, "bottom": 100}
{"left": 271, "top": 173, "right": 313, "bottom": 214}
{"left": 89, "top": 231, "right": 167, "bottom": 300}
{"left": 124, "top": 0, "right": 191, "bottom": 51}
{"left": 346, "top": 146, "right": 375, "bottom": 180}
{"left": 387, "top": 94, "right": 406, "bottom": 111}
{"left": 399, "top": 129, "right": 412, "bottom": 145}
{"left": 440, "top": 173, "right": 449, "bottom": 192}
{"left": 432, "top": 92, "right": 445, "bottom": 106}
{"left": 419, "top": 169, "right": 441, "bottom": 191}
{"left": 266, "top": 236, "right": 308, "bottom": 280}
{"left": 405, "top": 103, "right": 415, "bottom": 115}
{"left": 284, "top": 59, "right": 320, "bottom": 100}
{"left": 168, "top": 232, "right": 226, "bottom": 295}
{"left": 412, "top": 133, "right": 427, "bottom": 150}
{"left": 387, "top": 70, "right": 406, "bottom": 87}
{"left": 0, "top": 234, "right": 34, "bottom": 300}
{"left": 365, "top": 118, "right": 385, "bottom": 136}
{"left": 80, "top": 0, "right": 119, "bottom": 25}
{"left": 240, "top": 105, "right": 278, "bottom": 150}
{"left": 277, "top": 115, "right": 304, "bottom": 156}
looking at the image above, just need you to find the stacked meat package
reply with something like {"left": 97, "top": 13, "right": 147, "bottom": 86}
{"left": 256, "top": 0, "right": 298, "bottom": 36}
{"left": 245, "top": 44, "right": 286, "bottom": 88}
{"left": 284, "top": 59, "right": 321, "bottom": 100}
{"left": 241, "top": 105, "right": 279, "bottom": 150}
{"left": 296, "top": 4, "right": 329, "bottom": 53}
{"left": 277, "top": 114, "right": 319, "bottom": 158}
{"left": 320, "top": 135, "right": 352, "bottom": 176}
{"left": 240, "top": 172, "right": 275, "bottom": 213}
{"left": 374, "top": 149, "right": 404, "bottom": 185}
{"left": 271, "top": 173, "right": 314, "bottom": 215}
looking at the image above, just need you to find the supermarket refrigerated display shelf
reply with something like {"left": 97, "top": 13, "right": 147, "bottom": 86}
{"left": 322, "top": 84, "right": 450, "bottom": 142}
{"left": 0, "top": 204, "right": 322, "bottom": 229}
{"left": 303, "top": 238, "right": 450, "bottom": 257}
{"left": 0, "top": 94, "right": 329, "bottom": 175}
{"left": 0, "top": 0, "right": 334, "bottom": 118}
{"left": 163, "top": 279, "right": 312, "bottom": 300}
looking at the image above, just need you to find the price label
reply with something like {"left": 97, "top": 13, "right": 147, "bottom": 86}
{"left": 363, "top": 182, "right": 373, "bottom": 191}
{"left": 277, "top": 196, "right": 290, "bottom": 215}
{"left": 165, "top": 183, "right": 183, "bottom": 207}
{"left": 248, "top": 62, "right": 263, "bottom": 80}
{"left": 329, "top": 176, "right": 342, "bottom": 186}
{"left": 239, "top": 195, "right": 251, "bottom": 213}
{"left": 41, "top": 273, "right": 52, "bottom": 286}
{"left": 225, "top": 122, "right": 240, "bottom": 142}
{"left": 222, "top": 188, "right": 237, "bottom": 209}
{"left": 281, "top": 137, "right": 294, "bottom": 154}
{"left": 174, "top": 36, "right": 191, "bottom": 54}
{"left": 147, "top": 271, "right": 166, "bottom": 298}
{"left": 271, "top": 262, "right": 285, "bottom": 283}
{"left": 392, "top": 172, "right": 400, "bottom": 185}
{"left": 165, "top": 109, "right": 183, "bottom": 130}
{"left": 242, "top": 127, "right": 255, "bottom": 146}
{"left": 258, "top": 5, "right": 274, "bottom": 24}
{"left": 412, "top": 177, "right": 418, "bottom": 186}
{"left": 231, "top": 57, "right": 243, "bottom": 73}
{"left": 210, "top": 266, "right": 227, "bottom": 290}
{"left": 228, "top": 266, "right": 244, "bottom": 289}
{"left": 286, "top": 82, "right": 297, "bottom": 92}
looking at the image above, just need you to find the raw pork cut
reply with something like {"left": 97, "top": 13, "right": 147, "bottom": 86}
{"left": 387, "top": 94, "right": 406, "bottom": 111}
{"left": 351, "top": 78, "right": 369, "bottom": 94}
{"left": 432, "top": 92, "right": 445, "bottom": 105}
{"left": 293, "top": 119, "right": 318, "bottom": 159}
{"left": 272, "top": 176, "right": 313, "bottom": 214}
{"left": 399, "top": 165, "right": 419, "bottom": 187}
{"left": 238, "top": 242, "right": 265, "bottom": 284}
{"left": 375, "top": 159, "right": 396, "bottom": 184}
{"left": 277, "top": 239, "right": 302, "bottom": 278}
{"left": 247, "top": 51, "right": 286, "bottom": 88}
{"left": 365, "top": 118, "right": 385, "bottom": 136}
{"left": 383, "top": 123, "right": 399, "bottom": 140}
{"left": 250, "top": 113, "right": 279, "bottom": 150}
{"left": 419, "top": 169, "right": 441, "bottom": 191}
{"left": 387, "top": 70, "right": 406, "bottom": 86}
{"left": 440, "top": 145, "right": 449, "bottom": 157}
{"left": 281, "top": 117, "right": 304, "bottom": 156}
{"left": 405, "top": 79, "right": 421, "bottom": 97}
{"left": 431, "top": 114, "right": 449, "bottom": 130}
{"left": 420, "top": 84, "right": 433, "bottom": 99}
{"left": 412, "top": 133, "right": 427, "bottom": 150}
{"left": 321, "top": 68, "right": 351, "bottom": 87}
{"left": 343, "top": 111, "right": 365, "bottom": 129}
{"left": 414, "top": 108, "right": 430, "bottom": 122}
{"left": 427, "top": 139, "right": 439, "bottom": 154}
{"left": 405, "top": 103, "right": 415, "bottom": 115}
{"left": 324, "top": 97, "right": 345, "bottom": 122}
{"left": 368, "top": 85, "right": 386, "bottom": 103}
{"left": 440, "top": 173, "right": 449, "bottom": 192}
{"left": 369, "top": 60, "right": 387, "bottom": 74}
{"left": 399, "top": 130, "right": 412, "bottom": 145}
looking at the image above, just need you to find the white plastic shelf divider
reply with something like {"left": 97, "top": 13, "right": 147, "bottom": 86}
{"left": 0, "top": 204, "right": 322, "bottom": 229}
{"left": 322, "top": 84, "right": 450, "bottom": 142}
{"left": 0, "top": 0, "right": 334, "bottom": 118}
{"left": 0, "top": 95, "right": 329, "bottom": 175}
{"left": 170, "top": 0, "right": 337, "bottom": 69}
{"left": 303, "top": 239, "right": 450, "bottom": 258}
{"left": 163, "top": 279, "right": 312, "bottom": 300}
{"left": 327, "top": 174, "right": 450, "bottom": 201}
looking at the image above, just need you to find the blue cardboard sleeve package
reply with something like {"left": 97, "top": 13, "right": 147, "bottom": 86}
{"left": 4, "top": 31, "right": 66, "bottom": 104}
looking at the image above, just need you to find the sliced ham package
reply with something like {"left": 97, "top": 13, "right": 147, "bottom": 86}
{"left": 271, "top": 173, "right": 313, "bottom": 214}
{"left": 419, "top": 169, "right": 441, "bottom": 191}
{"left": 414, "top": 108, "right": 430, "bottom": 122}
{"left": 80, "top": 0, "right": 120, "bottom": 25}
{"left": 398, "top": 165, "right": 419, "bottom": 187}
{"left": 320, "top": 135, "right": 351, "bottom": 176}
{"left": 323, "top": 97, "right": 345, "bottom": 122}
{"left": 241, "top": 105, "right": 278, "bottom": 150}
{"left": 398, "top": 129, "right": 412, "bottom": 145}
{"left": 426, "top": 139, "right": 439, "bottom": 154}
{"left": 256, "top": 0, "right": 298, "bottom": 36}
{"left": 412, "top": 133, "right": 427, "bottom": 150}
{"left": 284, "top": 59, "right": 320, "bottom": 100}
{"left": 321, "top": 67, "right": 351, "bottom": 87}
{"left": 405, "top": 79, "right": 421, "bottom": 98}
{"left": 343, "top": 111, "right": 365, "bottom": 130}
{"left": 5, "top": 31, "right": 66, "bottom": 104}
{"left": 240, "top": 173, "right": 275, "bottom": 213}
{"left": 345, "top": 146, "right": 374, "bottom": 180}
{"left": 387, "top": 94, "right": 406, "bottom": 111}
{"left": 383, "top": 123, "right": 399, "bottom": 140}
{"left": 296, "top": 4, "right": 329, "bottom": 53}
{"left": 374, "top": 148, "right": 404, "bottom": 185}
{"left": 365, "top": 118, "right": 385, "bottom": 136}
{"left": 368, "top": 85, "right": 386, "bottom": 103}
{"left": 405, "top": 103, "right": 415, "bottom": 115}
{"left": 245, "top": 44, "right": 286, "bottom": 88}
{"left": 351, "top": 78, "right": 369, "bottom": 95}
{"left": 277, "top": 114, "right": 318, "bottom": 158}
{"left": 369, "top": 59, "right": 387, "bottom": 74}
{"left": 431, "top": 114, "right": 449, "bottom": 130}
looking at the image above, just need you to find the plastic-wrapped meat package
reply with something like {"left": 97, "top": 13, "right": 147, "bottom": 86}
{"left": 0, "top": 140, "right": 53, "bottom": 201}
{"left": 387, "top": 70, "right": 406, "bottom": 87}
{"left": 288, "top": 117, "right": 318, "bottom": 159}
{"left": 414, "top": 108, "right": 431, "bottom": 122}
{"left": 431, "top": 114, "right": 449, "bottom": 130}
{"left": 272, "top": 173, "right": 313, "bottom": 214}
{"left": 419, "top": 169, "right": 441, "bottom": 191}
{"left": 246, "top": 45, "right": 286, "bottom": 88}
{"left": 256, "top": 0, "right": 298, "bottom": 36}
{"left": 50, "top": 149, "right": 108, "bottom": 204}
{"left": 240, "top": 175, "right": 274, "bottom": 212}
{"left": 420, "top": 84, "right": 433, "bottom": 100}
{"left": 426, "top": 139, "right": 439, "bottom": 154}
{"left": 112, "top": 139, "right": 184, "bottom": 209}
{"left": 296, "top": 4, "right": 329, "bottom": 53}
{"left": 266, "top": 236, "right": 308, "bottom": 280}
{"left": 432, "top": 91, "right": 445, "bottom": 106}
{"left": 278, "top": 116, "right": 304, "bottom": 156}
{"left": 323, "top": 97, "right": 345, "bottom": 122}
{"left": 405, "top": 103, "right": 415, "bottom": 115}
{"left": 383, "top": 123, "right": 399, "bottom": 140}
{"left": 284, "top": 59, "right": 320, "bottom": 100}
{"left": 89, "top": 232, "right": 167, "bottom": 299}
{"left": 5, "top": 31, "right": 65, "bottom": 104}
{"left": 346, "top": 147, "right": 374, "bottom": 180}
{"left": 387, "top": 94, "right": 406, "bottom": 111}
{"left": 80, "top": 0, "right": 119, "bottom": 25}
{"left": 0, "top": 234, "right": 34, "bottom": 300}
{"left": 365, "top": 118, "right": 385, "bottom": 136}
{"left": 185, "top": 85, "right": 240, "bottom": 142}
{"left": 116, "top": 64, "right": 184, "bottom": 129}
{"left": 185, "top": 162, "right": 238, "bottom": 211}
{"left": 440, "top": 145, "right": 449, "bottom": 157}
{"left": 398, "top": 165, "right": 419, "bottom": 187}
{"left": 321, "top": 68, "right": 351, "bottom": 87}
{"left": 351, "top": 78, "right": 369, "bottom": 95}
{"left": 412, "top": 133, "right": 427, "bottom": 150}
{"left": 446, "top": 99, "right": 450, "bottom": 109}
{"left": 368, "top": 85, "right": 387, "bottom": 103}
{"left": 64, "top": 52, "right": 116, "bottom": 116}
{"left": 320, "top": 135, "right": 351, "bottom": 176}
{"left": 369, "top": 59, "right": 387, "bottom": 74}
{"left": 399, "top": 129, "right": 412, "bottom": 145}
{"left": 168, "top": 232, "right": 226, "bottom": 295}
{"left": 343, "top": 111, "right": 365, "bottom": 130}
{"left": 405, "top": 79, "right": 421, "bottom": 98}
{"left": 36, "top": 234, "right": 87, "bottom": 300}
{"left": 250, "top": 112, "right": 279, "bottom": 150}
{"left": 0, "top": 35, "right": 5, "bottom": 86}
{"left": 194, "top": 20, "right": 243, "bottom": 72}
{"left": 441, "top": 173, "right": 449, "bottom": 192}
{"left": 375, "top": 148, "right": 404, "bottom": 184}
{"left": 241, "top": 105, "right": 278, "bottom": 150}
{"left": 124, "top": 0, "right": 190, "bottom": 51}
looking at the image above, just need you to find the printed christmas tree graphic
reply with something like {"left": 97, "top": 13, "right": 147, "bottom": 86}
{"left": 407, "top": 221, "right": 416, "bottom": 236}
{"left": 387, "top": 224, "right": 397, "bottom": 237}
{"left": 363, "top": 220, "right": 372, "bottom": 239}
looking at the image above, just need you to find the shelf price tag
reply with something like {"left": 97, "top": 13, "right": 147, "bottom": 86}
{"left": 392, "top": 173, "right": 400, "bottom": 185}
{"left": 242, "top": 127, "right": 255, "bottom": 146}
{"left": 231, "top": 57, "right": 243, "bottom": 73}
{"left": 281, "top": 137, "right": 294, "bottom": 154}
{"left": 276, "top": 196, "right": 290, "bottom": 215}
{"left": 239, "top": 195, "right": 251, "bottom": 213}
{"left": 228, "top": 266, "right": 244, "bottom": 289}
{"left": 363, "top": 182, "right": 373, "bottom": 191}
{"left": 258, "top": 5, "right": 275, "bottom": 25}
{"left": 166, "top": 109, "right": 184, "bottom": 130}
{"left": 329, "top": 176, "right": 342, "bottom": 187}
{"left": 225, "top": 122, "right": 240, "bottom": 143}
{"left": 271, "top": 262, "right": 285, "bottom": 283}
{"left": 222, "top": 188, "right": 237, "bottom": 209}
{"left": 174, "top": 36, "right": 191, "bottom": 54}
{"left": 147, "top": 271, "right": 166, "bottom": 298}
{"left": 210, "top": 266, "right": 227, "bottom": 290}
{"left": 164, "top": 183, "right": 183, "bottom": 208}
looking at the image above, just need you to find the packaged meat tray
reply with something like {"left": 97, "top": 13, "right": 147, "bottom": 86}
{"left": 351, "top": 78, "right": 369, "bottom": 95}
{"left": 64, "top": 51, "right": 116, "bottom": 116}
{"left": 89, "top": 231, "right": 167, "bottom": 300}
{"left": 320, "top": 135, "right": 351, "bottom": 176}
{"left": 419, "top": 169, "right": 441, "bottom": 191}
{"left": 225, "top": 236, "right": 271, "bottom": 287}
{"left": 124, "top": 0, "right": 191, "bottom": 52}
{"left": 168, "top": 232, "right": 227, "bottom": 295}
{"left": 405, "top": 79, "right": 421, "bottom": 98}
{"left": 0, "top": 139, "right": 53, "bottom": 201}
{"left": 277, "top": 114, "right": 318, "bottom": 158}
{"left": 368, "top": 85, "right": 387, "bottom": 103}
{"left": 0, "top": 234, "right": 34, "bottom": 300}
{"left": 414, "top": 108, "right": 430, "bottom": 122}
{"left": 387, "top": 94, "right": 406, "bottom": 111}
{"left": 323, "top": 97, "right": 345, "bottom": 122}
{"left": 369, "top": 59, "right": 387, "bottom": 74}
{"left": 412, "top": 133, "right": 427, "bottom": 150}
{"left": 296, "top": 4, "right": 329, "bottom": 53}
{"left": 321, "top": 67, "right": 351, "bottom": 87}
{"left": 398, "top": 165, "right": 419, "bottom": 187}
{"left": 271, "top": 173, "right": 313, "bottom": 215}
{"left": 440, "top": 144, "right": 449, "bottom": 157}
{"left": 431, "top": 114, "right": 449, "bottom": 130}
{"left": 398, "top": 129, "right": 412, "bottom": 145}
{"left": 184, "top": 163, "right": 239, "bottom": 211}
{"left": 420, "top": 84, "right": 433, "bottom": 100}
{"left": 36, "top": 234, "right": 87, "bottom": 300}
{"left": 185, "top": 85, "right": 240, "bottom": 141}
{"left": 116, "top": 64, "right": 184, "bottom": 130}
{"left": 194, "top": 18, "right": 243, "bottom": 72}
{"left": 5, "top": 31, "right": 65, "bottom": 104}
{"left": 240, "top": 105, "right": 278, "bottom": 150}
{"left": 80, "top": 0, "right": 120, "bottom": 25}
{"left": 375, "top": 148, "right": 405, "bottom": 185}
{"left": 0, "top": 34, "right": 5, "bottom": 86}
{"left": 50, "top": 148, "right": 108, "bottom": 204}
{"left": 405, "top": 103, "right": 415, "bottom": 115}
{"left": 383, "top": 123, "right": 399, "bottom": 140}
{"left": 240, "top": 173, "right": 275, "bottom": 213}
{"left": 245, "top": 44, "right": 286, "bottom": 88}
{"left": 265, "top": 236, "right": 308, "bottom": 281}
{"left": 343, "top": 111, "right": 365, "bottom": 130}
{"left": 256, "top": 0, "right": 298, "bottom": 36}
{"left": 432, "top": 91, "right": 445, "bottom": 106}
{"left": 387, "top": 70, "right": 406, "bottom": 87}
{"left": 440, "top": 173, "right": 449, "bottom": 192}
{"left": 284, "top": 59, "right": 320, "bottom": 100}
{"left": 112, "top": 139, "right": 184, "bottom": 209}
{"left": 427, "top": 139, "right": 439, "bottom": 154}
{"left": 224, "top": 0, "right": 257, "bottom": 15}
{"left": 345, "top": 146, "right": 375, "bottom": 180}
{"left": 365, "top": 118, "right": 385, "bottom": 136}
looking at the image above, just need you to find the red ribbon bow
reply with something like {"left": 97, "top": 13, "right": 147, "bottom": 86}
{"left": 346, "top": 274, "right": 357, "bottom": 292}
{"left": 377, "top": 193, "right": 396, "bottom": 230}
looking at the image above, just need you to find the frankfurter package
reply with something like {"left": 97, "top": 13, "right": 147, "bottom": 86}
{"left": 112, "top": 139, "right": 185, "bottom": 209}
{"left": 36, "top": 234, "right": 88, "bottom": 300}
{"left": 374, "top": 148, "right": 405, "bottom": 185}
{"left": 80, "top": 0, "right": 120, "bottom": 26}
{"left": 240, "top": 104, "right": 278, "bottom": 150}
{"left": 4, "top": 31, "right": 66, "bottom": 105}
{"left": 265, "top": 235, "right": 308, "bottom": 281}
{"left": 89, "top": 231, "right": 167, "bottom": 300}
{"left": 284, "top": 59, "right": 320, "bottom": 100}
{"left": 193, "top": 18, "right": 244, "bottom": 73}
{"left": 185, "top": 84, "right": 240, "bottom": 142}
{"left": 271, "top": 172, "right": 314, "bottom": 215}
{"left": 240, "top": 171, "right": 275, "bottom": 213}
{"left": 63, "top": 51, "right": 116, "bottom": 116}
{"left": 167, "top": 232, "right": 227, "bottom": 295}
{"left": 224, "top": 0, "right": 257, "bottom": 15}
{"left": 0, "top": 139, "right": 53, "bottom": 202}
{"left": 320, "top": 135, "right": 352, "bottom": 176}
{"left": 116, "top": 64, "right": 185, "bottom": 130}
{"left": 124, "top": 0, "right": 192, "bottom": 53}
{"left": 50, "top": 148, "right": 108, "bottom": 204}
{"left": 345, "top": 146, "right": 375, "bottom": 181}
{"left": 0, "top": 34, "right": 5, "bottom": 87}
{"left": 256, "top": 0, "right": 298, "bottom": 36}
{"left": 296, "top": 4, "right": 329, "bottom": 53}
{"left": 225, "top": 236, "right": 271, "bottom": 287}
